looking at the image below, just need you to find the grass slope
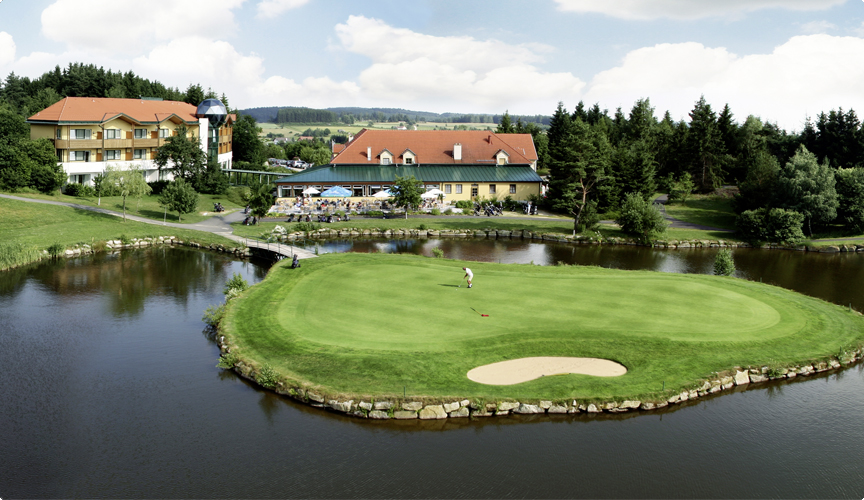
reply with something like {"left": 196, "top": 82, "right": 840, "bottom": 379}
{"left": 223, "top": 253, "right": 864, "bottom": 402}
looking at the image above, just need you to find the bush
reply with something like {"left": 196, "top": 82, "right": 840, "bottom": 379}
{"left": 365, "top": 210, "right": 384, "bottom": 217}
{"left": 454, "top": 200, "right": 473, "bottom": 210}
{"left": 226, "top": 186, "right": 249, "bottom": 206}
{"left": 443, "top": 208, "right": 453, "bottom": 215}
{"left": 417, "top": 223, "right": 427, "bottom": 230}
{"left": 47, "top": 242, "right": 65, "bottom": 258}
{"left": 224, "top": 272, "right": 249, "bottom": 296}
{"left": 713, "top": 248, "right": 735, "bottom": 276}
{"left": 430, "top": 208, "right": 441, "bottom": 215}
{"left": 576, "top": 200, "right": 600, "bottom": 233}
{"left": 63, "top": 183, "right": 82, "bottom": 196}
{"left": 736, "top": 208, "right": 805, "bottom": 244}
{"left": 203, "top": 303, "right": 227, "bottom": 327}
{"left": 295, "top": 221, "right": 321, "bottom": 233}
{"left": 216, "top": 351, "right": 238, "bottom": 369}
{"left": 148, "top": 180, "right": 170, "bottom": 195}
{"left": 432, "top": 248, "right": 444, "bottom": 258}
{"left": 255, "top": 364, "right": 278, "bottom": 389}
{"left": 615, "top": 193, "right": 668, "bottom": 242}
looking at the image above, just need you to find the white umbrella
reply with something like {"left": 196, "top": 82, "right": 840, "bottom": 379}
{"left": 425, "top": 188, "right": 445, "bottom": 196}
{"left": 372, "top": 190, "right": 393, "bottom": 198}
{"left": 302, "top": 187, "right": 320, "bottom": 195}
{"left": 421, "top": 191, "right": 439, "bottom": 199}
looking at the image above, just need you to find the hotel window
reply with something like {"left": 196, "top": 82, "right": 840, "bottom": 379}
{"left": 105, "top": 150, "right": 121, "bottom": 160}
{"left": 404, "top": 157, "right": 413, "bottom": 165}
{"left": 71, "top": 151, "right": 90, "bottom": 162}
{"left": 134, "top": 128, "right": 148, "bottom": 139}
{"left": 489, "top": 184, "right": 496, "bottom": 194}
{"left": 510, "top": 184, "right": 517, "bottom": 194}
{"left": 104, "top": 129, "right": 122, "bottom": 139}
{"left": 455, "top": 184, "right": 462, "bottom": 194}
{"left": 444, "top": 184, "right": 451, "bottom": 194}
{"left": 134, "top": 149, "right": 146, "bottom": 159}
{"left": 56, "top": 150, "right": 63, "bottom": 161}
{"left": 56, "top": 129, "right": 62, "bottom": 139}
{"left": 70, "top": 129, "right": 92, "bottom": 140}
{"left": 159, "top": 128, "right": 172, "bottom": 138}
{"left": 381, "top": 157, "right": 391, "bottom": 165}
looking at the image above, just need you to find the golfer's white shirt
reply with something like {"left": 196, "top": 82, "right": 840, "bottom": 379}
{"left": 464, "top": 268, "right": 473, "bottom": 278}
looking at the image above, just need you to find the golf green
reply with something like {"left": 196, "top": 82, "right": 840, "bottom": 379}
{"left": 222, "top": 253, "right": 864, "bottom": 401}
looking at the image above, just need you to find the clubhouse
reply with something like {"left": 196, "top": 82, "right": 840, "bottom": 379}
{"left": 274, "top": 129, "right": 543, "bottom": 201}
{"left": 27, "top": 97, "right": 235, "bottom": 186}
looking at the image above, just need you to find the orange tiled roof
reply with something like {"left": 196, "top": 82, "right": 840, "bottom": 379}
{"left": 332, "top": 143, "right": 347, "bottom": 154}
{"left": 331, "top": 129, "right": 538, "bottom": 165}
{"left": 28, "top": 97, "right": 200, "bottom": 125}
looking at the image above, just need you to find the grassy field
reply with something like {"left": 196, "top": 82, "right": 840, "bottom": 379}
{"left": 223, "top": 253, "right": 864, "bottom": 403}
{"left": 260, "top": 122, "right": 497, "bottom": 139}
{"left": 663, "top": 195, "right": 737, "bottom": 230}
{"left": 0, "top": 197, "right": 239, "bottom": 269}
{"left": 9, "top": 191, "right": 245, "bottom": 224}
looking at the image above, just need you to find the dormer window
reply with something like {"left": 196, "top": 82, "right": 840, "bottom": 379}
{"left": 495, "top": 150, "right": 510, "bottom": 165}
{"left": 401, "top": 148, "right": 416, "bottom": 165}
{"left": 404, "top": 157, "right": 413, "bottom": 165}
{"left": 381, "top": 157, "right": 391, "bottom": 165}
{"left": 379, "top": 148, "right": 393, "bottom": 165}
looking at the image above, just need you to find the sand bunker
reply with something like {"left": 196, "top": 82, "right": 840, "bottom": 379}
{"left": 467, "top": 357, "right": 627, "bottom": 385}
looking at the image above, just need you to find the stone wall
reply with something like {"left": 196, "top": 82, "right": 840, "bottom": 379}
{"left": 215, "top": 333, "right": 863, "bottom": 421}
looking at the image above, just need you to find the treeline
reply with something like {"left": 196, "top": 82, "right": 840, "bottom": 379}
{"left": 240, "top": 105, "right": 551, "bottom": 127}
{"left": 543, "top": 97, "right": 864, "bottom": 242}
{"left": 0, "top": 63, "right": 230, "bottom": 119}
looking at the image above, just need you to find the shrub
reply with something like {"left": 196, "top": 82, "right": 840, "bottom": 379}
{"left": 454, "top": 200, "right": 473, "bottom": 210}
{"left": 576, "top": 200, "right": 600, "bottom": 233}
{"left": 216, "top": 351, "right": 238, "bottom": 369}
{"left": 430, "top": 208, "right": 441, "bottom": 215}
{"left": 713, "top": 248, "right": 735, "bottom": 276}
{"left": 417, "top": 223, "right": 427, "bottom": 230}
{"left": 47, "top": 242, "right": 65, "bottom": 258}
{"left": 295, "top": 221, "right": 321, "bottom": 233}
{"left": 63, "top": 183, "right": 82, "bottom": 196}
{"left": 365, "top": 210, "right": 384, "bottom": 217}
{"left": 255, "top": 364, "right": 278, "bottom": 389}
{"left": 119, "top": 234, "right": 131, "bottom": 245}
{"left": 443, "top": 208, "right": 453, "bottom": 215}
{"left": 223, "top": 272, "right": 249, "bottom": 296}
{"left": 432, "top": 248, "right": 444, "bottom": 258}
{"left": 226, "top": 186, "right": 249, "bottom": 206}
{"left": 736, "top": 208, "right": 805, "bottom": 244}
{"left": 202, "top": 303, "right": 227, "bottom": 326}
{"left": 615, "top": 193, "right": 668, "bottom": 242}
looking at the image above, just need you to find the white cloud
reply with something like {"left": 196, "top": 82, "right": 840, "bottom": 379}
{"left": 41, "top": 0, "right": 245, "bottom": 53}
{"left": 554, "top": 0, "right": 847, "bottom": 20}
{"left": 582, "top": 35, "right": 864, "bottom": 130}
{"left": 333, "top": 15, "right": 584, "bottom": 113}
{"left": 0, "top": 32, "right": 15, "bottom": 69}
{"left": 800, "top": 20, "right": 837, "bottom": 34}
{"left": 256, "top": 0, "right": 309, "bottom": 19}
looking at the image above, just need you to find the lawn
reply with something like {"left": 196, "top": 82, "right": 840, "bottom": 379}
{"left": 0, "top": 197, "right": 239, "bottom": 269}
{"left": 9, "top": 191, "right": 245, "bottom": 224}
{"left": 223, "top": 253, "right": 864, "bottom": 403}
{"left": 663, "top": 195, "right": 737, "bottom": 230}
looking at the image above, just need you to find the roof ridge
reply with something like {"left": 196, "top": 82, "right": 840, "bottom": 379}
{"left": 490, "top": 133, "right": 532, "bottom": 163}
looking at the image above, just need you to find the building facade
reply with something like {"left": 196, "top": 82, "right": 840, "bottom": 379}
{"left": 275, "top": 129, "right": 542, "bottom": 201}
{"left": 27, "top": 97, "right": 234, "bottom": 186}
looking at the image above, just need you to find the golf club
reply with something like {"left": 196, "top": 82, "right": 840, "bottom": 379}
{"left": 470, "top": 307, "right": 489, "bottom": 317}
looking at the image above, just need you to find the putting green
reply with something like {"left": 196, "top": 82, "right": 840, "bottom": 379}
{"left": 223, "top": 253, "right": 864, "bottom": 401}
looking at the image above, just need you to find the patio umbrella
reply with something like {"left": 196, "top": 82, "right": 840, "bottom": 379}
{"left": 420, "top": 191, "right": 440, "bottom": 199}
{"left": 425, "top": 188, "right": 445, "bottom": 196}
{"left": 372, "top": 190, "right": 393, "bottom": 198}
{"left": 302, "top": 187, "right": 320, "bottom": 195}
{"left": 320, "top": 186, "right": 352, "bottom": 197}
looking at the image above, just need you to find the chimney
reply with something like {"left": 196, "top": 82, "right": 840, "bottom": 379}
{"left": 454, "top": 143, "right": 462, "bottom": 161}
{"left": 367, "top": 147, "right": 372, "bottom": 161}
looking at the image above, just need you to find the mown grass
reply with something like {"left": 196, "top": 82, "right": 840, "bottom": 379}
{"left": 0, "top": 197, "right": 239, "bottom": 255}
{"left": 223, "top": 253, "right": 864, "bottom": 403}
{"left": 8, "top": 191, "right": 244, "bottom": 224}
{"left": 663, "top": 195, "right": 737, "bottom": 230}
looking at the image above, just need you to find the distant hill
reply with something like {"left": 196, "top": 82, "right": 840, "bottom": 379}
{"left": 238, "top": 105, "right": 551, "bottom": 126}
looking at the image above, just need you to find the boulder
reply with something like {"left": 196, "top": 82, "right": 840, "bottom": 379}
{"left": 402, "top": 402, "right": 423, "bottom": 411}
{"left": 678, "top": 391, "right": 690, "bottom": 402}
{"left": 358, "top": 401, "right": 373, "bottom": 411}
{"left": 368, "top": 410, "right": 390, "bottom": 419}
{"left": 460, "top": 399, "right": 470, "bottom": 407}
{"left": 443, "top": 402, "right": 460, "bottom": 413}
{"left": 419, "top": 405, "right": 447, "bottom": 420}
{"left": 449, "top": 407, "right": 470, "bottom": 418}
{"left": 307, "top": 392, "right": 325, "bottom": 403}
{"left": 328, "top": 400, "right": 354, "bottom": 413}
{"left": 373, "top": 401, "right": 393, "bottom": 410}
{"left": 539, "top": 400, "right": 553, "bottom": 409}
{"left": 639, "top": 402, "right": 655, "bottom": 411}
{"left": 393, "top": 410, "right": 418, "bottom": 420}
{"left": 586, "top": 404, "right": 601, "bottom": 413}
{"left": 748, "top": 373, "right": 767, "bottom": 383}
{"left": 734, "top": 370, "right": 750, "bottom": 386}
{"left": 498, "top": 402, "right": 520, "bottom": 412}
{"left": 514, "top": 404, "right": 544, "bottom": 414}
{"left": 667, "top": 394, "right": 680, "bottom": 404}
{"left": 548, "top": 405, "right": 569, "bottom": 414}
{"left": 620, "top": 400, "right": 641, "bottom": 410}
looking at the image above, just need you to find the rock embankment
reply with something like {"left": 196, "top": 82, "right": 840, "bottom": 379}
{"left": 215, "top": 333, "right": 862, "bottom": 421}
{"left": 55, "top": 236, "right": 251, "bottom": 258}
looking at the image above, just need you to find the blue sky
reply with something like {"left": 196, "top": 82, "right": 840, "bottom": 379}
{"left": 1, "top": 0, "right": 863, "bottom": 130}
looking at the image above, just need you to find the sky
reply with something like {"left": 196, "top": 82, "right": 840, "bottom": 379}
{"left": 1, "top": 0, "right": 864, "bottom": 130}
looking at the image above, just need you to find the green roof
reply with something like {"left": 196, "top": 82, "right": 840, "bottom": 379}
{"left": 275, "top": 165, "right": 542, "bottom": 184}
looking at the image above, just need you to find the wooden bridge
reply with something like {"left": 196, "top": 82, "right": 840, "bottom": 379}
{"left": 224, "top": 235, "right": 318, "bottom": 260}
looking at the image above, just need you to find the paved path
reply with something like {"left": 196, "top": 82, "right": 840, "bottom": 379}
{"left": 0, "top": 193, "right": 318, "bottom": 259}
{"left": 653, "top": 194, "right": 734, "bottom": 233}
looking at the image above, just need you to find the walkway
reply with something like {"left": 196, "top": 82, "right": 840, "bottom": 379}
{"left": 0, "top": 193, "right": 318, "bottom": 259}
{"left": 653, "top": 194, "right": 734, "bottom": 232}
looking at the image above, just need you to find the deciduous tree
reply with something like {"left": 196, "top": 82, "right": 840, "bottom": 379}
{"left": 391, "top": 174, "right": 424, "bottom": 210}
{"left": 104, "top": 164, "right": 152, "bottom": 221}
{"left": 158, "top": 178, "right": 199, "bottom": 222}
{"left": 774, "top": 146, "right": 837, "bottom": 235}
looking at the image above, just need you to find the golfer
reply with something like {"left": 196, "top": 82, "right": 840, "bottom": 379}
{"left": 462, "top": 267, "right": 473, "bottom": 288}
